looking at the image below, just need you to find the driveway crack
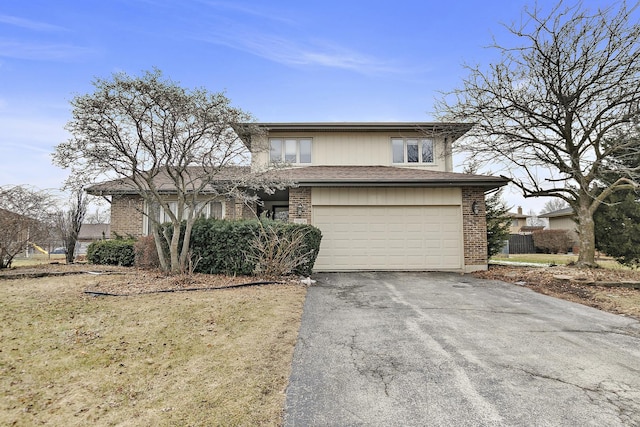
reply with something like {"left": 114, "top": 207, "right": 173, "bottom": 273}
{"left": 347, "top": 332, "right": 397, "bottom": 397}
{"left": 511, "top": 366, "right": 640, "bottom": 425}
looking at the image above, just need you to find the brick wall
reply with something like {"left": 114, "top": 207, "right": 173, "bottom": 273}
{"left": 288, "top": 187, "right": 311, "bottom": 224}
{"left": 462, "top": 187, "right": 488, "bottom": 271}
{"left": 228, "top": 198, "right": 257, "bottom": 220}
{"left": 110, "top": 195, "right": 144, "bottom": 238}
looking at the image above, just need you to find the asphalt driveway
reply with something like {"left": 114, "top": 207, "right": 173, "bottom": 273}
{"left": 284, "top": 272, "right": 640, "bottom": 426}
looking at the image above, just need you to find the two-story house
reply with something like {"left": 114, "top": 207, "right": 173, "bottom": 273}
{"left": 507, "top": 206, "right": 529, "bottom": 234}
{"left": 91, "top": 122, "right": 508, "bottom": 272}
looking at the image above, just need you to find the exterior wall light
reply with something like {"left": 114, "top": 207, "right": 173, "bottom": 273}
{"left": 471, "top": 201, "right": 479, "bottom": 215}
{"left": 297, "top": 203, "right": 304, "bottom": 216}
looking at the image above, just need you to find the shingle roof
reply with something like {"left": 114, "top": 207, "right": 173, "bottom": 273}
{"left": 78, "top": 223, "right": 110, "bottom": 240}
{"left": 265, "top": 166, "right": 508, "bottom": 188}
{"left": 507, "top": 211, "right": 528, "bottom": 219}
{"left": 86, "top": 166, "right": 252, "bottom": 195}
{"left": 86, "top": 165, "right": 508, "bottom": 195}
{"left": 538, "top": 207, "right": 574, "bottom": 218}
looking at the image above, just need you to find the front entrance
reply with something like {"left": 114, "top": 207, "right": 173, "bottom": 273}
{"left": 256, "top": 189, "right": 289, "bottom": 221}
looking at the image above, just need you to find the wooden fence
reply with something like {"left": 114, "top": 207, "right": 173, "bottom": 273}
{"left": 507, "top": 234, "right": 535, "bottom": 254}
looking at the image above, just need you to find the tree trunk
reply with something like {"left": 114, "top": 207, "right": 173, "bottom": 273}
{"left": 179, "top": 219, "right": 195, "bottom": 274}
{"left": 576, "top": 198, "right": 598, "bottom": 268}
{"left": 65, "top": 241, "right": 76, "bottom": 264}
{"left": 152, "top": 226, "right": 169, "bottom": 271}
{"left": 170, "top": 222, "right": 181, "bottom": 273}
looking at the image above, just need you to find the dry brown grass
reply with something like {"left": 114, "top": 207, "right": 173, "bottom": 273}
{"left": 475, "top": 264, "right": 640, "bottom": 319}
{"left": 0, "top": 270, "right": 307, "bottom": 426}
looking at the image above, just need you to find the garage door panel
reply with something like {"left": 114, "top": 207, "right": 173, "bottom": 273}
{"left": 313, "top": 206, "right": 462, "bottom": 271}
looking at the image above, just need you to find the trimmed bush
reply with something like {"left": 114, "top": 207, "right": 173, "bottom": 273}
{"left": 87, "top": 239, "right": 136, "bottom": 266}
{"left": 188, "top": 219, "right": 257, "bottom": 275}
{"left": 186, "top": 218, "right": 322, "bottom": 276}
{"left": 532, "top": 229, "right": 572, "bottom": 254}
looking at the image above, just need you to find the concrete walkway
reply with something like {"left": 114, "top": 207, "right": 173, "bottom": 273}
{"left": 284, "top": 272, "right": 640, "bottom": 426}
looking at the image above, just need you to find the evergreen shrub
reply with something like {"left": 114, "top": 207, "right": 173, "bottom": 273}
{"left": 87, "top": 239, "right": 136, "bottom": 266}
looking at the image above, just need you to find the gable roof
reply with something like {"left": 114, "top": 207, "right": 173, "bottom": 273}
{"left": 234, "top": 122, "right": 475, "bottom": 150}
{"left": 78, "top": 223, "right": 110, "bottom": 240}
{"left": 538, "top": 207, "right": 574, "bottom": 218}
{"left": 507, "top": 212, "right": 528, "bottom": 219}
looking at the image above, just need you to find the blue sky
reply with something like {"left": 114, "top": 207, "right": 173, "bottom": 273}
{"left": 0, "top": 0, "right": 606, "bottom": 212}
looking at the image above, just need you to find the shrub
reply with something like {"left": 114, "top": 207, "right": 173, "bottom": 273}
{"left": 485, "top": 189, "right": 511, "bottom": 257}
{"left": 134, "top": 235, "right": 161, "bottom": 268}
{"left": 249, "top": 222, "right": 322, "bottom": 277}
{"left": 185, "top": 218, "right": 322, "bottom": 276}
{"left": 532, "top": 229, "right": 572, "bottom": 254}
{"left": 87, "top": 239, "right": 136, "bottom": 266}
{"left": 594, "top": 189, "right": 640, "bottom": 267}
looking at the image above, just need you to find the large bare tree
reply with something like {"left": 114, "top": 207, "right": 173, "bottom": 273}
{"left": 437, "top": 1, "right": 640, "bottom": 267}
{"left": 53, "top": 69, "right": 270, "bottom": 273}
{"left": 0, "top": 185, "right": 55, "bottom": 268}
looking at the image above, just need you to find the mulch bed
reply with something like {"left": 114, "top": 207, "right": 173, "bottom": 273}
{"left": 0, "top": 264, "right": 302, "bottom": 296}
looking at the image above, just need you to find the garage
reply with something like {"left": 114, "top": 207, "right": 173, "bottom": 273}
{"left": 310, "top": 187, "right": 463, "bottom": 271}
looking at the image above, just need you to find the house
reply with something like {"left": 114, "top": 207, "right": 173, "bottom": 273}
{"left": 539, "top": 207, "right": 579, "bottom": 252}
{"left": 507, "top": 206, "right": 528, "bottom": 234}
{"left": 89, "top": 122, "right": 508, "bottom": 272}
{"left": 538, "top": 207, "right": 576, "bottom": 231}
{"left": 75, "top": 223, "right": 110, "bottom": 255}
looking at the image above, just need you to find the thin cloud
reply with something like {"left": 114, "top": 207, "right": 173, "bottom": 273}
{"left": 0, "top": 40, "right": 94, "bottom": 61}
{"left": 197, "top": 29, "right": 402, "bottom": 75}
{"left": 0, "top": 14, "right": 66, "bottom": 32}
{"left": 194, "top": 0, "right": 296, "bottom": 25}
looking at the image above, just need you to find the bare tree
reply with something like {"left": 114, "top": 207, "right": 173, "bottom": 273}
{"left": 540, "top": 198, "right": 569, "bottom": 214}
{"left": 84, "top": 206, "right": 110, "bottom": 224}
{"left": 0, "top": 185, "right": 55, "bottom": 268}
{"left": 527, "top": 209, "right": 546, "bottom": 227}
{"left": 53, "top": 189, "right": 88, "bottom": 264}
{"left": 53, "top": 69, "right": 273, "bottom": 273}
{"left": 437, "top": 1, "right": 640, "bottom": 267}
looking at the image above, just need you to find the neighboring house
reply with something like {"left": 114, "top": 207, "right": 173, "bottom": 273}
{"left": 88, "top": 122, "right": 508, "bottom": 272}
{"left": 539, "top": 207, "right": 576, "bottom": 231}
{"left": 75, "top": 223, "right": 110, "bottom": 255}
{"left": 539, "top": 207, "right": 579, "bottom": 251}
{"left": 507, "top": 206, "right": 528, "bottom": 234}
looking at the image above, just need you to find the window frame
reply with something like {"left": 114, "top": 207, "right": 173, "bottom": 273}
{"left": 269, "top": 138, "right": 313, "bottom": 164}
{"left": 391, "top": 138, "right": 435, "bottom": 164}
{"left": 143, "top": 200, "right": 225, "bottom": 235}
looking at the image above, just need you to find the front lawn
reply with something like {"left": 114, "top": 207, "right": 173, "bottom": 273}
{"left": 491, "top": 253, "right": 627, "bottom": 269}
{"left": 0, "top": 271, "right": 306, "bottom": 426}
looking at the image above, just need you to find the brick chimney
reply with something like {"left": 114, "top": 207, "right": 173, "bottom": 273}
{"left": 517, "top": 206, "right": 523, "bottom": 215}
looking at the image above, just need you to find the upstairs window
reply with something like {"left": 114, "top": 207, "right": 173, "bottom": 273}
{"left": 391, "top": 138, "right": 434, "bottom": 164}
{"left": 270, "top": 138, "right": 312, "bottom": 164}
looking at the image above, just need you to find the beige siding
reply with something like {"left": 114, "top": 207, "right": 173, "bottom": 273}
{"left": 312, "top": 187, "right": 461, "bottom": 206}
{"left": 251, "top": 132, "right": 449, "bottom": 171}
{"left": 548, "top": 216, "right": 576, "bottom": 231}
{"left": 250, "top": 134, "right": 270, "bottom": 171}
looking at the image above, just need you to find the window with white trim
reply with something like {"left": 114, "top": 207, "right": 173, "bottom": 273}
{"left": 391, "top": 138, "right": 434, "bottom": 164}
{"left": 144, "top": 200, "right": 224, "bottom": 234}
{"left": 270, "top": 138, "right": 312, "bottom": 164}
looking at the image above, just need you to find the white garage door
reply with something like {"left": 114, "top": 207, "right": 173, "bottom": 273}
{"left": 313, "top": 205, "right": 462, "bottom": 271}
